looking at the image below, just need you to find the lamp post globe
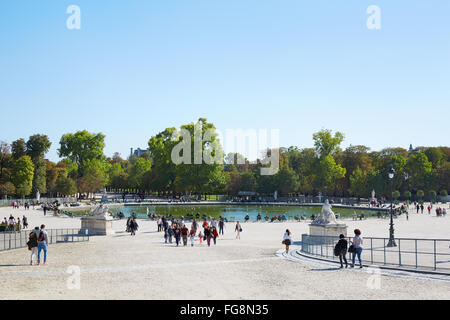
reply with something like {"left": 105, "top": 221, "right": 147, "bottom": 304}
{"left": 387, "top": 166, "right": 397, "bottom": 247}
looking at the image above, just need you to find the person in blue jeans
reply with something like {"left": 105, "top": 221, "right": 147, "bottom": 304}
{"left": 37, "top": 224, "right": 48, "bottom": 265}
{"left": 351, "top": 229, "right": 363, "bottom": 268}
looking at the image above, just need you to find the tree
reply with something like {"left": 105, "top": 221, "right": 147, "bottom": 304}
{"left": 26, "top": 134, "right": 51, "bottom": 160}
{"left": 56, "top": 173, "right": 77, "bottom": 196}
{"left": 0, "top": 182, "right": 15, "bottom": 197}
{"left": 275, "top": 167, "right": 299, "bottom": 195}
{"left": 11, "top": 139, "right": 26, "bottom": 160}
{"left": 311, "top": 130, "right": 346, "bottom": 193}
{"left": 173, "top": 118, "right": 225, "bottom": 197}
{"left": 58, "top": 130, "right": 106, "bottom": 175}
{"left": 0, "top": 141, "right": 11, "bottom": 180}
{"left": 313, "top": 129, "right": 344, "bottom": 157}
{"left": 416, "top": 189, "right": 425, "bottom": 200}
{"left": 77, "top": 159, "right": 109, "bottom": 197}
{"left": 440, "top": 190, "right": 448, "bottom": 197}
{"left": 349, "top": 167, "right": 368, "bottom": 198}
{"left": 239, "top": 171, "right": 257, "bottom": 192}
{"left": 11, "top": 155, "right": 34, "bottom": 197}
{"left": 128, "top": 158, "right": 152, "bottom": 191}
{"left": 406, "top": 153, "right": 432, "bottom": 189}
{"left": 392, "top": 190, "right": 401, "bottom": 200}
{"left": 403, "top": 190, "right": 412, "bottom": 200}
{"left": 428, "top": 190, "right": 437, "bottom": 202}
{"left": 148, "top": 127, "right": 179, "bottom": 194}
{"left": 25, "top": 134, "right": 51, "bottom": 194}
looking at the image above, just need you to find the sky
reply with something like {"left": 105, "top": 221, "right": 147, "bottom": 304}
{"left": 0, "top": 0, "right": 449, "bottom": 162}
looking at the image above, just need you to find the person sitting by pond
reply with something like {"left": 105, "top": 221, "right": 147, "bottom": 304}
{"left": 311, "top": 214, "right": 315, "bottom": 221}
{"left": 244, "top": 214, "right": 250, "bottom": 222}
{"left": 359, "top": 213, "right": 365, "bottom": 220}
{"left": 256, "top": 213, "right": 261, "bottom": 221}
{"left": 264, "top": 215, "right": 269, "bottom": 221}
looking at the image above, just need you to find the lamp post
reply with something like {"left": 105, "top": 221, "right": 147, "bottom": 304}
{"left": 387, "top": 166, "right": 397, "bottom": 247}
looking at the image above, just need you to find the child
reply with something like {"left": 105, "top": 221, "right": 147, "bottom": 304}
{"left": 198, "top": 230, "right": 203, "bottom": 244}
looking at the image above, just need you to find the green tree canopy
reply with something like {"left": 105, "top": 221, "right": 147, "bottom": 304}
{"left": 58, "top": 130, "right": 106, "bottom": 175}
{"left": 11, "top": 155, "right": 34, "bottom": 197}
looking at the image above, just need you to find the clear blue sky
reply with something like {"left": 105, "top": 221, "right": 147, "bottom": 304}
{"left": 1, "top": 0, "right": 449, "bottom": 162}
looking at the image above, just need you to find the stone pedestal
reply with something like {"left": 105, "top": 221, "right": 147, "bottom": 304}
{"left": 309, "top": 223, "right": 348, "bottom": 244}
{"left": 81, "top": 215, "right": 115, "bottom": 236}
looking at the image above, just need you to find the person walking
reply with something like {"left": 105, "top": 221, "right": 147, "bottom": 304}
{"left": 164, "top": 227, "right": 169, "bottom": 243}
{"left": 23, "top": 215, "right": 28, "bottom": 229}
{"left": 17, "top": 217, "right": 21, "bottom": 231}
{"left": 204, "top": 226, "right": 212, "bottom": 247}
{"left": 174, "top": 225, "right": 181, "bottom": 247}
{"left": 218, "top": 218, "right": 224, "bottom": 235}
{"left": 334, "top": 234, "right": 348, "bottom": 268}
{"left": 27, "top": 227, "right": 39, "bottom": 265}
{"left": 350, "top": 229, "right": 363, "bottom": 268}
{"left": 181, "top": 224, "right": 189, "bottom": 246}
{"left": 189, "top": 225, "right": 196, "bottom": 246}
{"left": 37, "top": 225, "right": 48, "bottom": 265}
{"left": 198, "top": 230, "right": 203, "bottom": 245}
{"left": 168, "top": 225, "right": 174, "bottom": 243}
{"left": 130, "top": 218, "right": 138, "bottom": 236}
{"left": 8, "top": 215, "right": 15, "bottom": 231}
{"left": 282, "top": 229, "right": 292, "bottom": 254}
{"left": 235, "top": 221, "right": 242, "bottom": 239}
{"left": 212, "top": 226, "right": 219, "bottom": 245}
{"left": 420, "top": 203, "right": 424, "bottom": 213}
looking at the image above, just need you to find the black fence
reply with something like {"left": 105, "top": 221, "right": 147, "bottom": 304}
{"left": 301, "top": 234, "right": 450, "bottom": 273}
{"left": 0, "top": 229, "right": 89, "bottom": 252}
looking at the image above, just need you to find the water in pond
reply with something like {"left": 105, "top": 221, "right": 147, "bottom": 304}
{"left": 101, "top": 205, "right": 380, "bottom": 221}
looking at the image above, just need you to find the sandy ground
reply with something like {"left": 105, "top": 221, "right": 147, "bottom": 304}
{"left": 0, "top": 205, "right": 449, "bottom": 300}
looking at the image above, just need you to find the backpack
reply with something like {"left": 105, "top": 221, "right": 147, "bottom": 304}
{"left": 333, "top": 244, "right": 340, "bottom": 256}
{"left": 38, "top": 230, "right": 45, "bottom": 242}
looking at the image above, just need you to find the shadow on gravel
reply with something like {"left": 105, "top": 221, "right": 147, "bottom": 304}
{"left": 310, "top": 267, "right": 341, "bottom": 271}
{"left": 0, "top": 264, "right": 30, "bottom": 267}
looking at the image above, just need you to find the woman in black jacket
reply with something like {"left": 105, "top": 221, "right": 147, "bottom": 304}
{"left": 335, "top": 234, "right": 348, "bottom": 268}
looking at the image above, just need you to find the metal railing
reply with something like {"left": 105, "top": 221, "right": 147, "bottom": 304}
{"left": 301, "top": 234, "right": 450, "bottom": 273}
{"left": 0, "top": 228, "right": 89, "bottom": 252}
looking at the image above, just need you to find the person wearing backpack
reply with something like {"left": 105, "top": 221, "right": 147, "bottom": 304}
{"left": 37, "top": 224, "right": 48, "bottom": 265}
{"left": 28, "top": 227, "right": 39, "bottom": 265}
{"left": 334, "top": 234, "right": 348, "bottom": 268}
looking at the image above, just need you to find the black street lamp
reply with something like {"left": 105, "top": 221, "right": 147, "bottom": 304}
{"left": 387, "top": 166, "right": 397, "bottom": 247}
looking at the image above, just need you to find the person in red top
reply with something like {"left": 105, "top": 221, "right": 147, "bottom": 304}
{"left": 181, "top": 225, "right": 189, "bottom": 246}
{"left": 202, "top": 220, "right": 209, "bottom": 228}
{"left": 211, "top": 226, "right": 219, "bottom": 245}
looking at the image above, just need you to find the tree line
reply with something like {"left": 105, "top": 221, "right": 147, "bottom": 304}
{"left": 0, "top": 118, "right": 449, "bottom": 201}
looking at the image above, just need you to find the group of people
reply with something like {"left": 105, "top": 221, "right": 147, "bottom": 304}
{"left": 126, "top": 216, "right": 139, "bottom": 235}
{"left": 333, "top": 229, "right": 364, "bottom": 268}
{"left": 161, "top": 216, "right": 224, "bottom": 247}
{"left": 27, "top": 224, "right": 48, "bottom": 265}
{"left": 282, "top": 228, "right": 364, "bottom": 269}
{"left": 2, "top": 215, "right": 28, "bottom": 231}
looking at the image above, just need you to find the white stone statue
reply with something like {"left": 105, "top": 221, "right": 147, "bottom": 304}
{"left": 313, "top": 199, "right": 338, "bottom": 224}
{"left": 88, "top": 204, "right": 110, "bottom": 218}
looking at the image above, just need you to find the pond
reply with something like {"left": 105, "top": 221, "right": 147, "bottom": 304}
{"left": 68, "top": 204, "right": 381, "bottom": 221}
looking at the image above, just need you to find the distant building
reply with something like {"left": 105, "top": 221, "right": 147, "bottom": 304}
{"left": 130, "top": 147, "right": 149, "bottom": 157}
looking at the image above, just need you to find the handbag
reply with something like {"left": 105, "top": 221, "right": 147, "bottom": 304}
{"left": 348, "top": 244, "right": 355, "bottom": 253}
